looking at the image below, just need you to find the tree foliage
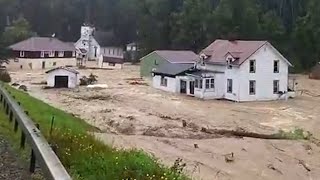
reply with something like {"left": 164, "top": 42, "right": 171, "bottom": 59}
{"left": 0, "top": 0, "right": 318, "bottom": 72}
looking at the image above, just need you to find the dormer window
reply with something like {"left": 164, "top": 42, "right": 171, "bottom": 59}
{"left": 227, "top": 58, "right": 233, "bottom": 69}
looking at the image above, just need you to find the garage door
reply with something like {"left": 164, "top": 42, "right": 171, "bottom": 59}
{"left": 54, "top": 76, "right": 68, "bottom": 88}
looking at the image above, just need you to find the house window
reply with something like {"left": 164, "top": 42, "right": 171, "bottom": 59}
{"left": 58, "top": 51, "right": 64, "bottom": 57}
{"left": 195, "top": 79, "right": 203, "bottom": 89}
{"left": 249, "top": 80, "right": 256, "bottom": 95}
{"left": 49, "top": 51, "right": 55, "bottom": 57}
{"left": 154, "top": 60, "right": 158, "bottom": 65}
{"left": 160, "top": 76, "right": 167, "bottom": 87}
{"left": 205, "top": 79, "right": 215, "bottom": 89}
{"left": 273, "top": 80, "right": 279, "bottom": 94}
{"left": 210, "top": 79, "right": 215, "bottom": 89}
{"left": 108, "top": 49, "right": 111, "bottom": 55}
{"left": 20, "top": 51, "right": 25, "bottom": 57}
{"left": 109, "top": 62, "right": 116, "bottom": 66}
{"left": 249, "top": 60, "right": 256, "bottom": 73}
{"left": 274, "top": 60, "right": 279, "bottom": 73}
{"left": 40, "top": 51, "right": 44, "bottom": 58}
{"left": 227, "top": 79, "right": 233, "bottom": 93}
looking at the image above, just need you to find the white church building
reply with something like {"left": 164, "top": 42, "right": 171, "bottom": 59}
{"left": 74, "top": 25, "right": 124, "bottom": 69}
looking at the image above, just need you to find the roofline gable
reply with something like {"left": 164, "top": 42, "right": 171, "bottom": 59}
{"left": 242, "top": 42, "right": 293, "bottom": 67}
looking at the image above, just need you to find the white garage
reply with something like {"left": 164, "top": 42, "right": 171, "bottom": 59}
{"left": 46, "top": 67, "right": 79, "bottom": 88}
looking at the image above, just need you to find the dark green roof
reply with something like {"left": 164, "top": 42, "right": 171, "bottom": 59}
{"left": 153, "top": 63, "right": 195, "bottom": 76}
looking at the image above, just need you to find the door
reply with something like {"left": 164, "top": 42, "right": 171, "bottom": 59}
{"left": 54, "top": 76, "right": 69, "bottom": 88}
{"left": 190, "top": 81, "right": 195, "bottom": 95}
{"left": 42, "top": 61, "right": 45, "bottom": 69}
{"left": 180, "top": 80, "right": 187, "bottom": 94}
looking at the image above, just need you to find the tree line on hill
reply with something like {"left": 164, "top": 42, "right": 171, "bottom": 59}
{"left": 0, "top": 0, "right": 319, "bottom": 72}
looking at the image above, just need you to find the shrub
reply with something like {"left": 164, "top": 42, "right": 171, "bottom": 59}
{"left": 0, "top": 70, "right": 11, "bottom": 82}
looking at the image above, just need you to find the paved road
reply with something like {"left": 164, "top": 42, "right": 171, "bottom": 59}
{"left": 0, "top": 136, "right": 30, "bottom": 180}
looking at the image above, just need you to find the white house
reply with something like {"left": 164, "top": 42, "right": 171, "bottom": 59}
{"left": 152, "top": 40, "right": 293, "bottom": 102}
{"left": 46, "top": 67, "right": 79, "bottom": 88}
{"left": 74, "top": 25, "right": 124, "bottom": 68}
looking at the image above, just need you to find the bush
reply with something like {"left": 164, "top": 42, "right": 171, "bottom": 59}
{"left": 0, "top": 70, "right": 11, "bottom": 82}
{"left": 79, "top": 73, "right": 98, "bottom": 86}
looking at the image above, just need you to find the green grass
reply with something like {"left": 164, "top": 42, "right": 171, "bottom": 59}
{"left": 3, "top": 84, "right": 188, "bottom": 180}
{"left": 0, "top": 108, "right": 30, "bottom": 160}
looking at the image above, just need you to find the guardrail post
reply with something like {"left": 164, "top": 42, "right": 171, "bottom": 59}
{"left": 9, "top": 111, "right": 13, "bottom": 122}
{"left": 5, "top": 103, "right": 9, "bottom": 115}
{"left": 20, "top": 131, "right": 26, "bottom": 149}
{"left": 30, "top": 123, "right": 40, "bottom": 173}
{"left": 14, "top": 119, "right": 18, "bottom": 132}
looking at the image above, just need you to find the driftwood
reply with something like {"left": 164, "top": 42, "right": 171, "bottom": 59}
{"left": 267, "top": 164, "right": 283, "bottom": 175}
{"left": 271, "top": 143, "right": 286, "bottom": 152}
{"left": 201, "top": 128, "right": 286, "bottom": 140}
{"left": 297, "top": 159, "right": 311, "bottom": 172}
{"left": 224, "top": 153, "right": 234, "bottom": 163}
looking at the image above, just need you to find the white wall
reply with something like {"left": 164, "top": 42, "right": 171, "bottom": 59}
{"left": 6, "top": 58, "right": 77, "bottom": 70}
{"left": 193, "top": 73, "right": 225, "bottom": 100}
{"left": 47, "top": 69, "right": 79, "bottom": 88}
{"left": 101, "top": 62, "right": 123, "bottom": 69}
{"left": 153, "top": 75, "right": 178, "bottom": 93}
{"left": 238, "top": 44, "right": 289, "bottom": 102}
{"left": 223, "top": 66, "right": 241, "bottom": 101}
{"left": 101, "top": 47, "right": 124, "bottom": 58}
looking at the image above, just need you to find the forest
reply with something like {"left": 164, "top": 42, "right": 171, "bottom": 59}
{"left": 0, "top": 0, "right": 319, "bottom": 72}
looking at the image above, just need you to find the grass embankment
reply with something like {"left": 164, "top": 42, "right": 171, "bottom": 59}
{"left": 4, "top": 85, "right": 187, "bottom": 180}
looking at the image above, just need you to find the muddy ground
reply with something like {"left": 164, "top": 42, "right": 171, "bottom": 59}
{"left": 9, "top": 65, "right": 320, "bottom": 180}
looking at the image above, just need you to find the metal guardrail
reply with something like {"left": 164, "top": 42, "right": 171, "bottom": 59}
{"left": 0, "top": 84, "right": 71, "bottom": 180}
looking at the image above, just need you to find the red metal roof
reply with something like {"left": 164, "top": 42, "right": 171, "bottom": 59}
{"left": 202, "top": 39, "right": 268, "bottom": 65}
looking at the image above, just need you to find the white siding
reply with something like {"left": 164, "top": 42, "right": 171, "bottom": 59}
{"left": 153, "top": 75, "right": 178, "bottom": 93}
{"left": 101, "top": 62, "right": 123, "bottom": 69}
{"left": 100, "top": 47, "right": 124, "bottom": 58}
{"left": 47, "top": 69, "right": 79, "bottom": 88}
{"left": 224, "top": 66, "right": 241, "bottom": 101}
{"left": 193, "top": 73, "right": 225, "bottom": 99}
{"left": 6, "top": 58, "right": 76, "bottom": 70}
{"left": 238, "top": 44, "right": 289, "bottom": 101}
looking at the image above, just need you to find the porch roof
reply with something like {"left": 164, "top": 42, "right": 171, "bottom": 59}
{"left": 186, "top": 69, "right": 224, "bottom": 78}
{"left": 153, "top": 63, "right": 195, "bottom": 76}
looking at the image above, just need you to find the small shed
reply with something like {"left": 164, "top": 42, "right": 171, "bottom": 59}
{"left": 46, "top": 67, "right": 79, "bottom": 88}
{"left": 309, "top": 62, "right": 320, "bottom": 80}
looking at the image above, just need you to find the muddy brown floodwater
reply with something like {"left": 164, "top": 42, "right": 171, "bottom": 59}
{"left": 9, "top": 65, "right": 320, "bottom": 180}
